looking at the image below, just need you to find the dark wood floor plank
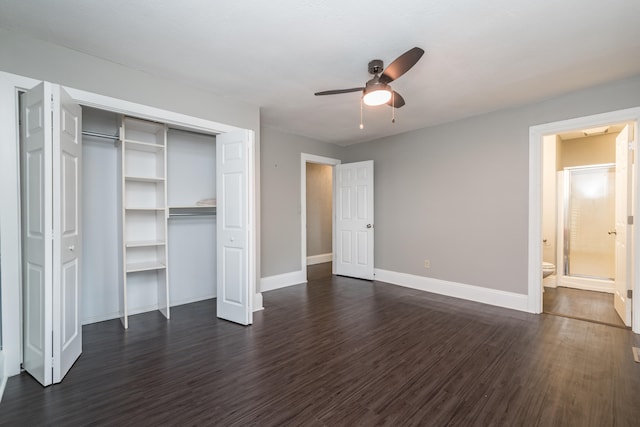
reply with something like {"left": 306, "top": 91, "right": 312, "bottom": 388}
{"left": 544, "top": 286, "right": 626, "bottom": 327}
{"left": 2, "top": 263, "right": 640, "bottom": 425}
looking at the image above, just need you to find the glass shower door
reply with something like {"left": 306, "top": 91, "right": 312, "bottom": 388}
{"left": 565, "top": 165, "right": 616, "bottom": 279}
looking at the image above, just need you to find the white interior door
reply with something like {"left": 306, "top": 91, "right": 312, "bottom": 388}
{"left": 334, "top": 161, "right": 374, "bottom": 280}
{"left": 614, "top": 124, "right": 632, "bottom": 326}
{"left": 216, "top": 130, "right": 253, "bottom": 325}
{"left": 21, "top": 82, "right": 54, "bottom": 386}
{"left": 53, "top": 86, "right": 82, "bottom": 382}
{"left": 21, "top": 83, "right": 82, "bottom": 386}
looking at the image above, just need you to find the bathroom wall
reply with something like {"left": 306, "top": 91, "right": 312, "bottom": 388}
{"left": 561, "top": 133, "right": 616, "bottom": 168}
{"left": 306, "top": 163, "right": 333, "bottom": 260}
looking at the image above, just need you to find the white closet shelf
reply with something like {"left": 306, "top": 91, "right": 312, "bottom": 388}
{"left": 126, "top": 240, "right": 166, "bottom": 248}
{"left": 124, "top": 117, "right": 165, "bottom": 134}
{"left": 169, "top": 205, "right": 217, "bottom": 209}
{"left": 125, "top": 207, "right": 166, "bottom": 211}
{"left": 124, "top": 139, "right": 165, "bottom": 152}
{"left": 125, "top": 175, "right": 165, "bottom": 183}
{"left": 126, "top": 261, "right": 167, "bottom": 273}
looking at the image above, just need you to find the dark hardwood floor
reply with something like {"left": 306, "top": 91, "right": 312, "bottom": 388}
{"left": 544, "top": 286, "right": 626, "bottom": 328}
{"left": 2, "top": 263, "right": 640, "bottom": 426}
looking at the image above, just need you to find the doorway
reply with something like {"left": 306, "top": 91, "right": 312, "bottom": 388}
{"left": 541, "top": 124, "right": 630, "bottom": 327}
{"left": 301, "top": 154, "right": 340, "bottom": 281}
{"left": 529, "top": 110, "right": 640, "bottom": 333}
{"left": 305, "top": 162, "right": 334, "bottom": 281}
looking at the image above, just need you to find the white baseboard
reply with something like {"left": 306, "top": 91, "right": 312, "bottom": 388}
{"left": 374, "top": 269, "right": 529, "bottom": 312}
{"left": 557, "top": 275, "right": 614, "bottom": 293}
{"left": 307, "top": 253, "right": 332, "bottom": 265}
{"left": 260, "top": 270, "right": 307, "bottom": 292}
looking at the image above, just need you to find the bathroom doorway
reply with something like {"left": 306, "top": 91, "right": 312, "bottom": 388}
{"left": 541, "top": 122, "right": 633, "bottom": 327}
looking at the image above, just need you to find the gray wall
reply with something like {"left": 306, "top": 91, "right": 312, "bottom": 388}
{"left": 342, "top": 75, "right": 640, "bottom": 295}
{"left": 0, "top": 29, "right": 259, "bottom": 132}
{"left": 0, "top": 28, "right": 262, "bottom": 293}
{"left": 306, "top": 163, "right": 333, "bottom": 257}
{"left": 260, "top": 126, "right": 343, "bottom": 277}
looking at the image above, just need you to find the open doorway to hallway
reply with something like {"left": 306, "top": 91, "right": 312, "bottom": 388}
{"left": 300, "top": 154, "right": 340, "bottom": 282}
{"left": 541, "top": 122, "right": 635, "bottom": 327}
{"left": 305, "top": 162, "right": 334, "bottom": 280}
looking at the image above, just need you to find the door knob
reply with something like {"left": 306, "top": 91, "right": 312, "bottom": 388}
{"left": 366, "top": 224, "right": 373, "bottom": 229}
{"left": 68, "top": 245, "right": 75, "bottom": 251}
{"left": 608, "top": 230, "right": 617, "bottom": 236}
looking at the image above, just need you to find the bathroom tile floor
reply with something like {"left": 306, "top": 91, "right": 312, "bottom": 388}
{"left": 543, "top": 286, "right": 626, "bottom": 328}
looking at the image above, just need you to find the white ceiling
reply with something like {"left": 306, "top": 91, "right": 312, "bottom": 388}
{"left": 2, "top": 0, "right": 639, "bottom": 146}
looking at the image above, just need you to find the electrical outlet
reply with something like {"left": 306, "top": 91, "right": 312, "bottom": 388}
{"left": 424, "top": 259, "right": 430, "bottom": 269}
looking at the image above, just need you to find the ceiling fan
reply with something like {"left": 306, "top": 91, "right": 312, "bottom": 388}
{"left": 314, "top": 47, "right": 425, "bottom": 108}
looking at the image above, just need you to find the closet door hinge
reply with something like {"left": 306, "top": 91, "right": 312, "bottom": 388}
{"left": 628, "top": 289, "right": 633, "bottom": 299}
{"left": 628, "top": 216, "right": 634, "bottom": 225}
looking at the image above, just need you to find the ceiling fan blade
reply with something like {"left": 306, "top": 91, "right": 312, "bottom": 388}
{"left": 387, "top": 91, "right": 406, "bottom": 108}
{"left": 314, "top": 87, "right": 364, "bottom": 96}
{"left": 379, "top": 47, "right": 425, "bottom": 84}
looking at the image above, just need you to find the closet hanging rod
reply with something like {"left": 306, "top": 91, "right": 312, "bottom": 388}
{"left": 82, "top": 130, "right": 120, "bottom": 141}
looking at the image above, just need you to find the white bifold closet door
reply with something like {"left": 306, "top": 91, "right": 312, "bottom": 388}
{"left": 216, "top": 130, "right": 254, "bottom": 325}
{"left": 21, "top": 82, "right": 82, "bottom": 386}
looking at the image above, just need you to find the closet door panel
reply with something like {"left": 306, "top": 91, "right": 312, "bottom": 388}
{"left": 21, "top": 82, "right": 53, "bottom": 386}
{"left": 54, "top": 86, "right": 82, "bottom": 383}
{"left": 216, "top": 130, "right": 252, "bottom": 325}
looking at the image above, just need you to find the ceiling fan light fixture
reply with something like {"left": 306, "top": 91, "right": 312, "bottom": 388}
{"left": 363, "top": 83, "right": 392, "bottom": 106}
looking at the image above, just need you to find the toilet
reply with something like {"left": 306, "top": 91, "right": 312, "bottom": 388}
{"left": 542, "top": 262, "right": 556, "bottom": 278}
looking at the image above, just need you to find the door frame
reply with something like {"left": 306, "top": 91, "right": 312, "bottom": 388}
{"left": 528, "top": 107, "right": 640, "bottom": 333}
{"left": 0, "top": 70, "right": 257, "bottom": 378}
{"left": 300, "top": 154, "right": 341, "bottom": 279}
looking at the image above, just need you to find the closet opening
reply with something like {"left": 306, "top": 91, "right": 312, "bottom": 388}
{"left": 19, "top": 103, "right": 220, "bottom": 330}
{"left": 78, "top": 107, "right": 219, "bottom": 327}
{"left": 2, "top": 76, "right": 256, "bottom": 385}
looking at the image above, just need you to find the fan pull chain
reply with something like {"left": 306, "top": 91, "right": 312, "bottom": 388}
{"left": 359, "top": 97, "right": 364, "bottom": 129}
{"left": 392, "top": 92, "right": 396, "bottom": 124}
